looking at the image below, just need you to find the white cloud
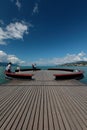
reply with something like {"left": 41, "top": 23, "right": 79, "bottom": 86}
{"left": 6, "top": 22, "right": 28, "bottom": 39}
{"left": 0, "top": 20, "right": 4, "bottom": 25}
{"left": 53, "top": 52, "right": 87, "bottom": 65}
{"left": 16, "top": 0, "right": 21, "bottom": 10}
{"left": 8, "top": 55, "right": 25, "bottom": 65}
{"left": 0, "top": 21, "right": 30, "bottom": 45}
{"left": 10, "top": 0, "right": 21, "bottom": 10}
{"left": 29, "top": 52, "right": 87, "bottom": 66}
{"left": 0, "top": 50, "right": 87, "bottom": 66}
{"left": 32, "top": 3, "right": 39, "bottom": 15}
{"left": 0, "top": 50, "right": 25, "bottom": 65}
{"left": 0, "top": 51, "right": 8, "bottom": 62}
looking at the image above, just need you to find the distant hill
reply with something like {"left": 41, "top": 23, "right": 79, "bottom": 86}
{"left": 61, "top": 61, "right": 87, "bottom": 66}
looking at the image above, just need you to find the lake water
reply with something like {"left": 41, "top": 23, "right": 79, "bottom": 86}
{"left": 0, "top": 66, "right": 87, "bottom": 85}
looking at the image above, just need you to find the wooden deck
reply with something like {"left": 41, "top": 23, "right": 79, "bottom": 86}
{"left": 0, "top": 70, "right": 87, "bottom": 130}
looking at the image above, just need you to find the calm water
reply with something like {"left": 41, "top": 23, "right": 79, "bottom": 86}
{"left": 0, "top": 66, "right": 87, "bottom": 85}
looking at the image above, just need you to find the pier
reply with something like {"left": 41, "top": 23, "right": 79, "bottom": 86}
{"left": 0, "top": 70, "right": 87, "bottom": 130}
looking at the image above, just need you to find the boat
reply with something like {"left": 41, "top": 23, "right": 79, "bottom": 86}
{"left": 5, "top": 71, "right": 34, "bottom": 79}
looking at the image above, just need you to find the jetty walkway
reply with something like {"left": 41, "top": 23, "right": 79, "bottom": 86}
{"left": 0, "top": 70, "right": 87, "bottom": 130}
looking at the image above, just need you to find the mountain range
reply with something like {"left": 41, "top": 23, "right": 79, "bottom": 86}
{"left": 61, "top": 61, "right": 87, "bottom": 66}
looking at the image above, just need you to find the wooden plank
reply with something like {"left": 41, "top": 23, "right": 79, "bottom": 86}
{"left": 46, "top": 87, "right": 54, "bottom": 130}
{"left": 21, "top": 87, "right": 39, "bottom": 130}
{"left": 43, "top": 86, "right": 49, "bottom": 130}
{"left": 32, "top": 87, "right": 42, "bottom": 130}
{"left": 16, "top": 87, "right": 37, "bottom": 130}
{"left": 0, "top": 87, "right": 28, "bottom": 129}
{"left": 57, "top": 87, "right": 82, "bottom": 130}
{"left": 0, "top": 70, "right": 87, "bottom": 130}
{"left": 37, "top": 87, "right": 44, "bottom": 130}
{"left": 48, "top": 87, "right": 60, "bottom": 130}
{"left": 61, "top": 87, "right": 87, "bottom": 129}
{"left": 51, "top": 87, "right": 65, "bottom": 130}
{"left": 4, "top": 87, "right": 32, "bottom": 130}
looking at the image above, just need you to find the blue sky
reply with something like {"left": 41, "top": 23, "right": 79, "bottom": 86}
{"left": 0, "top": 0, "right": 87, "bottom": 65}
